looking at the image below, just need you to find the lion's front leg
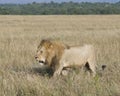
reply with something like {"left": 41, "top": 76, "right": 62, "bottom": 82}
{"left": 53, "top": 64, "right": 64, "bottom": 77}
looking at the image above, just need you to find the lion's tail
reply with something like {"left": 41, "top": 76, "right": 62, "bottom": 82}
{"left": 101, "top": 65, "right": 107, "bottom": 70}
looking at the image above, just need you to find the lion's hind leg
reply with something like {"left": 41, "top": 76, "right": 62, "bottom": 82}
{"left": 87, "top": 59, "right": 96, "bottom": 77}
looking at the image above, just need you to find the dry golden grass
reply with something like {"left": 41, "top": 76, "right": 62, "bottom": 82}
{"left": 0, "top": 15, "right": 120, "bottom": 96}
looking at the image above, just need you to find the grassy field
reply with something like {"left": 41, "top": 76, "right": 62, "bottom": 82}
{"left": 0, "top": 15, "right": 120, "bottom": 96}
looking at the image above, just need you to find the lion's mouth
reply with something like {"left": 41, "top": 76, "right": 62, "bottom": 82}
{"left": 39, "top": 60, "right": 46, "bottom": 65}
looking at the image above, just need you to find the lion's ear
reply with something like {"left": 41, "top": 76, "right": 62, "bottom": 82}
{"left": 41, "top": 39, "right": 47, "bottom": 43}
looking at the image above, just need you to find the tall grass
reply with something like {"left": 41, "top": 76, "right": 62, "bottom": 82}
{"left": 0, "top": 15, "right": 120, "bottom": 96}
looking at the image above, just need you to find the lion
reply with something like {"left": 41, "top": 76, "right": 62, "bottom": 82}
{"left": 53, "top": 45, "right": 96, "bottom": 77}
{"left": 35, "top": 39, "right": 96, "bottom": 77}
{"left": 35, "top": 39, "right": 69, "bottom": 74}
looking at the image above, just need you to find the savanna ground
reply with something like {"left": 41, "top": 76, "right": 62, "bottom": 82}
{"left": 0, "top": 15, "right": 120, "bottom": 96}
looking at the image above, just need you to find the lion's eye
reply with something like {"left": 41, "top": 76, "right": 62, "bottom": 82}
{"left": 40, "top": 51, "right": 43, "bottom": 53}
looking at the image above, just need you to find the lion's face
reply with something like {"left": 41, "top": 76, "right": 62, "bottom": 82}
{"left": 35, "top": 47, "right": 47, "bottom": 66}
{"left": 35, "top": 40, "right": 54, "bottom": 66}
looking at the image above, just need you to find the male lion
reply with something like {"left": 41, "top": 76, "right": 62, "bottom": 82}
{"left": 35, "top": 39, "right": 96, "bottom": 77}
{"left": 53, "top": 45, "right": 96, "bottom": 77}
{"left": 35, "top": 39, "right": 69, "bottom": 75}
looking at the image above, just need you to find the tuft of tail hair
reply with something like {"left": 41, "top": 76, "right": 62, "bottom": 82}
{"left": 102, "top": 65, "right": 107, "bottom": 70}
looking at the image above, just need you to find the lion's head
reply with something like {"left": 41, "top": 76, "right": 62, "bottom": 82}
{"left": 35, "top": 39, "right": 69, "bottom": 67}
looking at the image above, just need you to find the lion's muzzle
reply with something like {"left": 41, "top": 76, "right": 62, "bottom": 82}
{"left": 35, "top": 56, "right": 46, "bottom": 65}
{"left": 38, "top": 60, "right": 46, "bottom": 66}
{"left": 39, "top": 60, "right": 45, "bottom": 64}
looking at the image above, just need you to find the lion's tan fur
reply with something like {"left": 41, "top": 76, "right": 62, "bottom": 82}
{"left": 54, "top": 45, "right": 96, "bottom": 77}
{"left": 35, "top": 40, "right": 96, "bottom": 77}
{"left": 35, "top": 39, "right": 69, "bottom": 71}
